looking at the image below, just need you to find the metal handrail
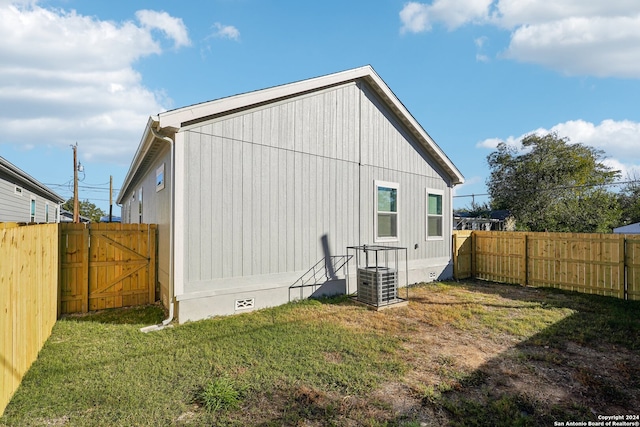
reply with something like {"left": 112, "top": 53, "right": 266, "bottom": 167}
{"left": 289, "top": 255, "right": 352, "bottom": 301}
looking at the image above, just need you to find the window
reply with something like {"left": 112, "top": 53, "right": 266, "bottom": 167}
{"left": 156, "top": 163, "right": 165, "bottom": 192}
{"left": 375, "top": 180, "right": 398, "bottom": 242}
{"left": 45, "top": 203, "right": 49, "bottom": 223}
{"left": 426, "top": 189, "right": 443, "bottom": 239}
{"left": 14, "top": 186, "right": 23, "bottom": 196}
{"left": 30, "top": 197, "right": 36, "bottom": 222}
{"left": 138, "top": 188, "right": 143, "bottom": 223}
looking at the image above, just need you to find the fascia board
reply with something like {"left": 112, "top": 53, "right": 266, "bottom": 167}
{"left": 362, "top": 70, "right": 465, "bottom": 186}
{"left": 0, "top": 156, "right": 65, "bottom": 203}
{"left": 116, "top": 116, "right": 158, "bottom": 204}
{"left": 157, "top": 66, "right": 374, "bottom": 130}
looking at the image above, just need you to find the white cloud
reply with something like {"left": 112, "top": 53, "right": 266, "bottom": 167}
{"left": 136, "top": 10, "right": 191, "bottom": 49}
{"left": 211, "top": 22, "right": 240, "bottom": 41}
{"left": 400, "top": 0, "right": 640, "bottom": 78}
{"left": 492, "top": 1, "right": 640, "bottom": 28}
{"left": 400, "top": 2, "right": 431, "bottom": 33}
{"left": 505, "top": 15, "right": 640, "bottom": 78}
{"left": 400, "top": 0, "right": 492, "bottom": 33}
{"left": 476, "top": 119, "right": 640, "bottom": 179}
{"left": 474, "top": 36, "right": 489, "bottom": 62}
{"left": 0, "top": 3, "right": 188, "bottom": 165}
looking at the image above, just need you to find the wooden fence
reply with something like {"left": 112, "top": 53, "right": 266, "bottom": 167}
{"left": 59, "top": 223, "right": 157, "bottom": 314}
{"left": 0, "top": 222, "right": 158, "bottom": 416}
{"left": 1, "top": 223, "right": 59, "bottom": 416}
{"left": 453, "top": 230, "right": 640, "bottom": 301}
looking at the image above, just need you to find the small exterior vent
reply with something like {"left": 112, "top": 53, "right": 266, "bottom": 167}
{"left": 235, "top": 298, "right": 255, "bottom": 310}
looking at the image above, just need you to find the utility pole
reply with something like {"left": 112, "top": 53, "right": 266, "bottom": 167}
{"left": 72, "top": 143, "right": 79, "bottom": 223}
{"left": 109, "top": 175, "right": 113, "bottom": 222}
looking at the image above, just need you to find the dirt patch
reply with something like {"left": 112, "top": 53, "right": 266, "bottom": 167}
{"left": 338, "top": 281, "right": 640, "bottom": 425}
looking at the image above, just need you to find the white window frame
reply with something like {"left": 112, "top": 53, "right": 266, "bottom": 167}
{"left": 30, "top": 197, "right": 36, "bottom": 222}
{"left": 14, "top": 186, "right": 23, "bottom": 196}
{"left": 45, "top": 203, "right": 49, "bottom": 223}
{"left": 374, "top": 180, "right": 399, "bottom": 243}
{"left": 426, "top": 188, "right": 444, "bottom": 240}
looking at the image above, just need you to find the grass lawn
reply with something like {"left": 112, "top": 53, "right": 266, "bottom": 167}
{"left": 1, "top": 280, "right": 639, "bottom": 426}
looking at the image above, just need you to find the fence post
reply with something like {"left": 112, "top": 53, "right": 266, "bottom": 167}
{"left": 624, "top": 236, "right": 628, "bottom": 301}
{"left": 471, "top": 231, "right": 476, "bottom": 279}
{"left": 523, "top": 233, "right": 529, "bottom": 286}
{"left": 148, "top": 224, "right": 157, "bottom": 303}
{"left": 82, "top": 225, "right": 90, "bottom": 313}
{"left": 57, "top": 224, "right": 62, "bottom": 319}
{"left": 452, "top": 232, "right": 458, "bottom": 280}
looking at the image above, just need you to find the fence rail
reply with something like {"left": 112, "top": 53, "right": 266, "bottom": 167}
{"left": 453, "top": 230, "right": 640, "bottom": 301}
{"left": 1, "top": 223, "right": 59, "bottom": 416}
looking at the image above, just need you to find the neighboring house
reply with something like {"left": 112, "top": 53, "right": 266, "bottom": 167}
{"left": 613, "top": 222, "right": 640, "bottom": 234}
{"left": 117, "top": 65, "right": 465, "bottom": 322}
{"left": 0, "top": 156, "right": 64, "bottom": 223}
{"left": 99, "top": 214, "right": 121, "bottom": 223}
{"left": 454, "top": 209, "right": 511, "bottom": 231}
{"left": 60, "top": 209, "right": 91, "bottom": 224}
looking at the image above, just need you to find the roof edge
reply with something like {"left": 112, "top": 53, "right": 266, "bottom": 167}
{"left": 0, "top": 156, "right": 65, "bottom": 203}
{"left": 116, "top": 116, "right": 160, "bottom": 204}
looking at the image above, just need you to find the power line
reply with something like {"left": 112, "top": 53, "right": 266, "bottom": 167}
{"left": 454, "top": 180, "right": 639, "bottom": 199}
{"left": 44, "top": 182, "right": 120, "bottom": 192}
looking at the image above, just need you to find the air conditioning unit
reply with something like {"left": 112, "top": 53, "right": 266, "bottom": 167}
{"left": 357, "top": 267, "right": 398, "bottom": 306}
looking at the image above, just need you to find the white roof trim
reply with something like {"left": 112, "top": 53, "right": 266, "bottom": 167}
{"left": 157, "top": 67, "right": 374, "bottom": 129}
{"left": 0, "top": 156, "right": 65, "bottom": 203}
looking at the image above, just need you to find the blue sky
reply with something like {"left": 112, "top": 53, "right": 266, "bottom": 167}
{"left": 1, "top": 0, "right": 639, "bottom": 213}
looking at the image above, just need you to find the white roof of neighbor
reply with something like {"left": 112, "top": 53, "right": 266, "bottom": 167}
{"left": 118, "top": 65, "right": 464, "bottom": 203}
{"left": 613, "top": 222, "right": 640, "bottom": 234}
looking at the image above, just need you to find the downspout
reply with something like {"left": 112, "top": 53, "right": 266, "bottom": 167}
{"left": 141, "top": 125, "right": 176, "bottom": 332}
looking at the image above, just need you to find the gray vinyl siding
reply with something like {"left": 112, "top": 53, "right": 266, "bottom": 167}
{"left": 358, "top": 83, "right": 452, "bottom": 260}
{"left": 120, "top": 146, "right": 173, "bottom": 306}
{"left": 359, "top": 167, "right": 451, "bottom": 260}
{"left": 183, "top": 132, "right": 360, "bottom": 286}
{"left": 0, "top": 176, "right": 59, "bottom": 223}
{"left": 181, "top": 80, "right": 451, "bottom": 290}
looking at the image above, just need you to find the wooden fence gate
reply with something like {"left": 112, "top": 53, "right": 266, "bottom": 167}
{"left": 59, "top": 223, "right": 157, "bottom": 315}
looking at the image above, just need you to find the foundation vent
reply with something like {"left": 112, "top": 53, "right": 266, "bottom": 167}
{"left": 235, "top": 298, "right": 255, "bottom": 310}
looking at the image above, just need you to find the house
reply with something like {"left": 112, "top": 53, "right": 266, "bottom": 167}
{"left": 60, "top": 209, "right": 91, "bottom": 224}
{"left": 99, "top": 214, "right": 121, "bottom": 223}
{"left": 613, "top": 222, "right": 640, "bottom": 234}
{"left": 453, "top": 209, "right": 511, "bottom": 231}
{"left": 0, "top": 156, "right": 64, "bottom": 223}
{"left": 117, "top": 65, "right": 465, "bottom": 323}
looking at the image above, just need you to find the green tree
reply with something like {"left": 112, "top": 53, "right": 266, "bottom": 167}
{"left": 62, "top": 198, "right": 106, "bottom": 223}
{"left": 486, "top": 133, "right": 621, "bottom": 233}
{"left": 618, "top": 176, "right": 640, "bottom": 226}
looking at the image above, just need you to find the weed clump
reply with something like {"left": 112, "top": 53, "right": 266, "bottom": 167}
{"left": 196, "top": 376, "right": 244, "bottom": 413}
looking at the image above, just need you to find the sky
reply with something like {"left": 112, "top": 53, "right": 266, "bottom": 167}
{"left": 1, "top": 0, "right": 640, "bottom": 214}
